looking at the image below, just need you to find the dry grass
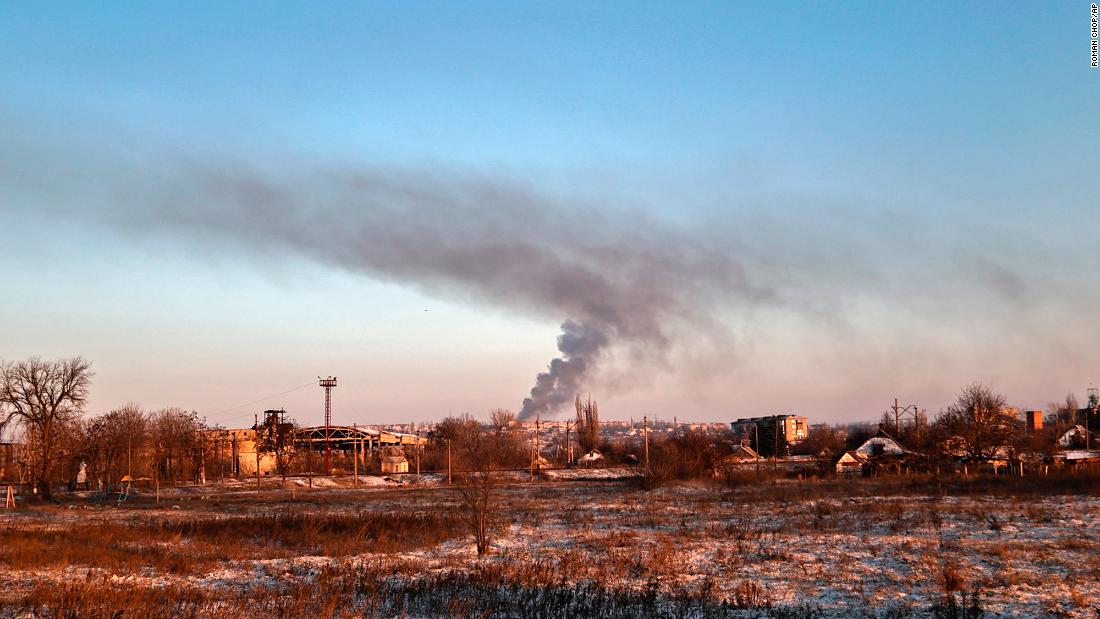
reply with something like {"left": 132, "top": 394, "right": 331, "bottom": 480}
{"left": 0, "top": 509, "right": 463, "bottom": 574}
{"left": 3, "top": 473, "right": 1100, "bottom": 616}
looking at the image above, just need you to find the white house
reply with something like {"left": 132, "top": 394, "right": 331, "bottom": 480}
{"left": 834, "top": 430, "right": 909, "bottom": 475}
{"left": 1056, "top": 425, "right": 1096, "bottom": 448}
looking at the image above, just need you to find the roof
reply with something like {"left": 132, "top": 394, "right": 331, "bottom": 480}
{"left": 1057, "top": 424, "right": 1095, "bottom": 440}
{"left": 578, "top": 449, "right": 603, "bottom": 463}
{"left": 720, "top": 444, "right": 761, "bottom": 462}
{"left": 851, "top": 430, "right": 909, "bottom": 457}
{"left": 1058, "top": 449, "right": 1100, "bottom": 461}
{"left": 732, "top": 414, "right": 806, "bottom": 425}
{"left": 294, "top": 426, "right": 428, "bottom": 445}
{"left": 835, "top": 450, "right": 868, "bottom": 466}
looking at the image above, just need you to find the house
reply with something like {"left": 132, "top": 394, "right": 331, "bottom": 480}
{"left": 712, "top": 444, "right": 762, "bottom": 476}
{"left": 834, "top": 430, "right": 910, "bottom": 475}
{"left": 380, "top": 446, "right": 409, "bottom": 474}
{"left": 852, "top": 431, "right": 907, "bottom": 457}
{"left": 835, "top": 451, "right": 869, "bottom": 476}
{"left": 1056, "top": 425, "right": 1096, "bottom": 449}
{"left": 725, "top": 443, "right": 761, "bottom": 461}
{"left": 577, "top": 449, "right": 603, "bottom": 467}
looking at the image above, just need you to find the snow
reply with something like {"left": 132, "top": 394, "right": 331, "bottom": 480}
{"left": 3, "top": 481, "right": 1099, "bottom": 616}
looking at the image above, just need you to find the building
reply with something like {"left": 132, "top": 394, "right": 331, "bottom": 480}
{"left": 379, "top": 446, "right": 409, "bottom": 474}
{"left": 1025, "top": 410, "right": 1044, "bottom": 432}
{"left": 1056, "top": 425, "right": 1096, "bottom": 449}
{"left": 202, "top": 428, "right": 281, "bottom": 478}
{"left": 731, "top": 415, "right": 808, "bottom": 444}
{"left": 201, "top": 422, "right": 429, "bottom": 479}
{"left": 834, "top": 430, "right": 910, "bottom": 476}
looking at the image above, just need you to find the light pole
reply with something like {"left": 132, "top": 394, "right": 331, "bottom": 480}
{"left": 318, "top": 377, "right": 337, "bottom": 472}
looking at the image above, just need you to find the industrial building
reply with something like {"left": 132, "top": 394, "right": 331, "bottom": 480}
{"left": 201, "top": 421, "right": 428, "bottom": 478}
{"left": 730, "top": 415, "right": 809, "bottom": 444}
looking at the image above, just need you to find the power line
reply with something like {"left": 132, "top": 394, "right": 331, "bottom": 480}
{"left": 204, "top": 380, "right": 317, "bottom": 423}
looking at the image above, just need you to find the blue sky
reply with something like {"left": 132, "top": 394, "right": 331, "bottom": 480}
{"left": 2, "top": 2, "right": 1098, "bottom": 426}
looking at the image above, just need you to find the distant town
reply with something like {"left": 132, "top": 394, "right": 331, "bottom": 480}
{"left": 5, "top": 362, "right": 1096, "bottom": 496}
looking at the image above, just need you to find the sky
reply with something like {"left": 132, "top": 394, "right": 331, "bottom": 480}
{"left": 1, "top": 2, "right": 1098, "bottom": 428}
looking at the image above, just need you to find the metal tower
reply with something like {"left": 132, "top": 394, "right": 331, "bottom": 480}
{"left": 319, "top": 376, "right": 337, "bottom": 471}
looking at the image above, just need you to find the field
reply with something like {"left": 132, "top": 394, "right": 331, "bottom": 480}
{"left": 2, "top": 473, "right": 1099, "bottom": 618}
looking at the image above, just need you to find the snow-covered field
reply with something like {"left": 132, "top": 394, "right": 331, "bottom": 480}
{"left": 2, "top": 478, "right": 1098, "bottom": 617}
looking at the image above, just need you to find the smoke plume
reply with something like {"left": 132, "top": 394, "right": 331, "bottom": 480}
{"left": 5, "top": 129, "right": 1098, "bottom": 421}
{"left": 520, "top": 318, "right": 609, "bottom": 419}
{"left": 6, "top": 150, "right": 782, "bottom": 418}
{"left": 137, "top": 164, "right": 775, "bottom": 418}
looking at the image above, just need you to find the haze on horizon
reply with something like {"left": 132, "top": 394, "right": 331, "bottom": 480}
{"left": 2, "top": 3, "right": 1098, "bottom": 429}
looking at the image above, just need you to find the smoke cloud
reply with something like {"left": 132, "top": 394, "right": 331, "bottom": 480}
{"left": 112, "top": 162, "right": 777, "bottom": 418}
{"left": 520, "top": 318, "right": 609, "bottom": 419}
{"left": 8, "top": 134, "right": 1093, "bottom": 421}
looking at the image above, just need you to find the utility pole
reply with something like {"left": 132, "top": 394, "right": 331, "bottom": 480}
{"left": 535, "top": 412, "right": 541, "bottom": 474}
{"left": 216, "top": 433, "right": 223, "bottom": 482}
{"left": 564, "top": 422, "right": 573, "bottom": 468}
{"left": 318, "top": 376, "right": 338, "bottom": 473}
{"left": 891, "top": 398, "right": 919, "bottom": 435}
{"left": 415, "top": 429, "right": 421, "bottom": 483}
{"left": 254, "top": 413, "right": 261, "bottom": 493}
{"left": 353, "top": 425, "right": 358, "bottom": 489}
{"left": 772, "top": 415, "right": 779, "bottom": 471}
{"left": 447, "top": 439, "right": 452, "bottom": 485}
{"left": 643, "top": 415, "right": 650, "bottom": 469}
{"left": 755, "top": 423, "right": 760, "bottom": 474}
{"left": 1086, "top": 387, "right": 1098, "bottom": 451}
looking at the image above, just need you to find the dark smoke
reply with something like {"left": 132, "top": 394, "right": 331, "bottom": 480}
{"left": 520, "top": 318, "right": 610, "bottom": 419}
{"left": 6, "top": 153, "right": 779, "bottom": 418}
{"left": 142, "top": 165, "right": 774, "bottom": 418}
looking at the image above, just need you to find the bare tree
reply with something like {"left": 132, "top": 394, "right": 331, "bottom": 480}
{"left": 486, "top": 409, "right": 529, "bottom": 468}
{"left": 793, "top": 424, "right": 845, "bottom": 457}
{"left": 0, "top": 357, "right": 93, "bottom": 499}
{"left": 574, "top": 394, "right": 600, "bottom": 454}
{"left": 85, "top": 404, "right": 147, "bottom": 484}
{"left": 149, "top": 408, "right": 204, "bottom": 485}
{"left": 489, "top": 408, "right": 516, "bottom": 431}
{"left": 455, "top": 434, "right": 501, "bottom": 557}
{"left": 256, "top": 409, "right": 298, "bottom": 481}
{"left": 425, "top": 414, "right": 480, "bottom": 471}
{"left": 442, "top": 415, "right": 518, "bottom": 556}
{"left": 934, "top": 383, "right": 1020, "bottom": 463}
{"left": 457, "top": 467, "right": 497, "bottom": 556}
{"left": 1047, "top": 393, "right": 1081, "bottom": 428}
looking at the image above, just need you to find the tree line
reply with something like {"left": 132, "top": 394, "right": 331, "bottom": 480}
{"left": 1, "top": 357, "right": 208, "bottom": 499}
{"left": 4, "top": 356, "right": 1096, "bottom": 500}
